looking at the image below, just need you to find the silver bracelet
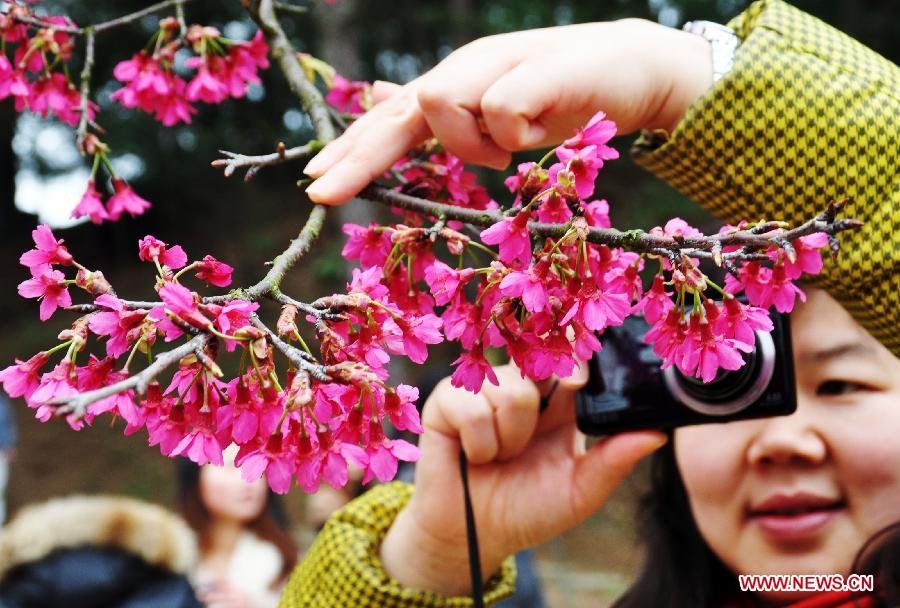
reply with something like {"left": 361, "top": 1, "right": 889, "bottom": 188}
{"left": 682, "top": 20, "right": 739, "bottom": 83}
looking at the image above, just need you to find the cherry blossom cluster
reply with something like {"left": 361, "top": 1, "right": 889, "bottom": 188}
{"left": 111, "top": 22, "right": 269, "bottom": 126}
{"left": 4, "top": 226, "right": 422, "bottom": 493}
{"left": 333, "top": 109, "right": 830, "bottom": 391}
{"left": 0, "top": 2, "right": 94, "bottom": 125}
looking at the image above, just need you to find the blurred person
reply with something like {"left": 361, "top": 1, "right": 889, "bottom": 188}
{"left": 177, "top": 445, "right": 298, "bottom": 608}
{"left": 0, "top": 495, "right": 201, "bottom": 607}
{"left": 0, "top": 395, "right": 15, "bottom": 524}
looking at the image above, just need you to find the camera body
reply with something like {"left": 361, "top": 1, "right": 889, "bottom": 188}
{"left": 575, "top": 309, "right": 796, "bottom": 435}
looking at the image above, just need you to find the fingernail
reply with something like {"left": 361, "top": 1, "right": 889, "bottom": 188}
{"left": 303, "top": 156, "right": 325, "bottom": 177}
{"left": 305, "top": 179, "right": 326, "bottom": 201}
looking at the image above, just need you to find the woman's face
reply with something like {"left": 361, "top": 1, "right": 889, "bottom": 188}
{"left": 199, "top": 444, "right": 269, "bottom": 524}
{"left": 675, "top": 288, "right": 900, "bottom": 602}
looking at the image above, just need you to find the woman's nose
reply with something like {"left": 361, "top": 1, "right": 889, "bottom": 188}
{"left": 745, "top": 400, "right": 828, "bottom": 467}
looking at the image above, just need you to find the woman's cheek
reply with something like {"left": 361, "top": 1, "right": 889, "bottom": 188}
{"left": 675, "top": 424, "right": 748, "bottom": 505}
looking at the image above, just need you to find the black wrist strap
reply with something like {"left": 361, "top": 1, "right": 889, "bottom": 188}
{"left": 459, "top": 448, "right": 485, "bottom": 608}
{"left": 460, "top": 379, "right": 558, "bottom": 607}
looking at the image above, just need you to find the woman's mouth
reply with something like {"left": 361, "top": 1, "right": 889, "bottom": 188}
{"left": 747, "top": 492, "right": 847, "bottom": 541}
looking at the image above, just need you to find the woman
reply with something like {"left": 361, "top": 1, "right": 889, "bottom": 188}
{"left": 282, "top": 0, "right": 900, "bottom": 605}
{"left": 178, "top": 446, "right": 298, "bottom": 608}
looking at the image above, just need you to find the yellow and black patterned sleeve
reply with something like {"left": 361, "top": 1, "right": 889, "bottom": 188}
{"left": 279, "top": 482, "right": 517, "bottom": 608}
{"left": 632, "top": 0, "right": 900, "bottom": 357}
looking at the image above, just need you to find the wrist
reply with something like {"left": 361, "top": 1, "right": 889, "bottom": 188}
{"left": 380, "top": 503, "right": 506, "bottom": 597}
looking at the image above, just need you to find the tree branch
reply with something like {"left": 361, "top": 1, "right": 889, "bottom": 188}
{"left": 247, "top": 0, "right": 336, "bottom": 143}
{"left": 361, "top": 186, "right": 862, "bottom": 257}
{"left": 212, "top": 141, "right": 323, "bottom": 181}
{"left": 250, "top": 315, "right": 329, "bottom": 382}
{"left": 53, "top": 334, "right": 210, "bottom": 418}
{"left": 75, "top": 29, "right": 95, "bottom": 149}
{"left": 9, "top": 0, "right": 195, "bottom": 35}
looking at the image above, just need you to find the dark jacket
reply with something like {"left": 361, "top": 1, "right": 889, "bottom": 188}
{"left": 0, "top": 495, "right": 202, "bottom": 608}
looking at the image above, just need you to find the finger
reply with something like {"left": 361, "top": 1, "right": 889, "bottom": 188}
{"left": 479, "top": 365, "right": 541, "bottom": 461}
{"left": 570, "top": 431, "right": 667, "bottom": 519}
{"left": 527, "top": 359, "right": 589, "bottom": 433}
{"left": 304, "top": 90, "right": 431, "bottom": 204}
{"left": 371, "top": 80, "right": 403, "bottom": 104}
{"left": 479, "top": 57, "right": 557, "bottom": 151}
{"left": 416, "top": 77, "right": 511, "bottom": 169}
{"left": 424, "top": 378, "right": 499, "bottom": 464}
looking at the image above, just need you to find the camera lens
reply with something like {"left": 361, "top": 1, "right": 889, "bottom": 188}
{"left": 662, "top": 329, "right": 776, "bottom": 416}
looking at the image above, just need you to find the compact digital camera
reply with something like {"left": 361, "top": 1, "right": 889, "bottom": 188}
{"left": 575, "top": 309, "right": 796, "bottom": 435}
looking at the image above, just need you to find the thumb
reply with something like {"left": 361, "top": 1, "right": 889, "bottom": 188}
{"left": 570, "top": 431, "right": 668, "bottom": 518}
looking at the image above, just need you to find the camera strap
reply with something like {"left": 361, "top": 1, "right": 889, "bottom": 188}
{"left": 460, "top": 448, "right": 485, "bottom": 608}
{"left": 460, "top": 379, "right": 559, "bottom": 607}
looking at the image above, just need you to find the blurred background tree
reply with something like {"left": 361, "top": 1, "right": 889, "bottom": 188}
{"left": 2, "top": 0, "right": 896, "bottom": 603}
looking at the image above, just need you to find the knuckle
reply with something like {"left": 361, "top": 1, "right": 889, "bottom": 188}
{"left": 380, "top": 92, "right": 422, "bottom": 124}
{"left": 416, "top": 84, "right": 450, "bottom": 113}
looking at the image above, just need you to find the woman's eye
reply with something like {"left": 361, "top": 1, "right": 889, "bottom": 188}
{"left": 816, "top": 380, "right": 864, "bottom": 396}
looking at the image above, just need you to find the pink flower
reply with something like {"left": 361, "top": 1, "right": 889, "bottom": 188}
{"left": 680, "top": 320, "right": 752, "bottom": 383}
{"left": 480, "top": 212, "right": 532, "bottom": 267}
{"left": 210, "top": 299, "right": 259, "bottom": 351}
{"left": 170, "top": 413, "right": 224, "bottom": 466}
{"left": 552, "top": 145, "right": 601, "bottom": 199}
{"left": 717, "top": 297, "right": 773, "bottom": 345}
{"left": 195, "top": 255, "right": 234, "bottom": 287}
{"left": 535, "top": 191, "right": 573, "bottom": 224}
{"left": 654, "top": 217, "right": 703, "bottom": 239}
{"left": 385, "top": 313, "right": 443, "bottom": 364}
{"left": 185, "top": 62, "right": 229, "bottom": 104}
{"left": 18, "top": 265, "right": 72, "bottom": 320}
{"left": 88, "top": 294, "right": 147, "bottom": 358}
{"left": 560, "top": 279, "right": 631, "bottom": 332}
{"left": 138, "top": 235, "right": 188, "bottom": 269}
{"left": 384, "top": 384, "right": 422, "bottom": 433}
{"left": 71, "top": 180, "right": 108, "bottom": 224}
{"left": 451, "top": 345, "right": 499, "bottom": 393}
{"left": 582, "top": 199, "right": 611, "bottom": 229}
{"left": 500, "top": 268, "right": 550, "bottom": 313}
{"left": 326, "top": 75, "right": 369, "bottom": 113}
{"left": 360, "top": 421, "right": 420, "bottom": 484}
{"left": 236, "top": 434, "right": 296, "bottom": 494}
{"left": 28, "top": 361, "right": 77, "bottom": 411}
{"left": 107, "top": 179, "right": 151, "bottom": 220}
{"left": 0, "top": 352, "right": 49, "bottom": 399}
{"left": 19, "top": 224, "right": 74, "bottom": 272}
{"left": 637, "top": 275, "right": 674, "bottom": 324}
{"left": 441, "top": 296, "right": 483, "bottom": 349}
{"left": 563, "top": 111, "right": 619, "bottom": 160}
{"left": 341, "top": 223, "right": 392, "bottom": 269}
{"left": 424, "top": 261, "right": 475, "bottom": 306}
{"left": 158, "top": 282, "right": 210, "bottom": 329}
{"left": 782, "top": 233, "right": 828, "bottom": 279}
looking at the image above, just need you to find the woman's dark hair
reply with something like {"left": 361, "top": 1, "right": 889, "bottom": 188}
{"left": 175, "top": 458, "right": 298, "bottom": 586}
{"left": 614, "top": 438, "right": 900, "bottom": 607}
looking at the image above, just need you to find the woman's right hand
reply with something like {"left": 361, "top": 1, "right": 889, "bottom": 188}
{"left": 379, "top": 364, "right": 667, "bottom": 597}
{"left": 304, "top": 19, "right": 712, "bottom": 205}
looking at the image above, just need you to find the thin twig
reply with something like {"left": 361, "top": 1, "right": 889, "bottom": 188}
{"left": 75, "top": 29, "right": 95, "bottom": 149}
{"left": 53, "top": 334, "right": 210, "bottom": 418}
{"left": 361, "top": 186, "right": 861, "bottom": 256}
{"left": 10, "top": 0, "right": 196, "bottom": 35}
{"left": 245, "top": 204, "right": 328, "bottom": 298}
{"left": 213, "top": 141, "right": 323, "bottom": 181}
{"left": 250, "top": 316, "right": 329, "bottom": 382}
{"left": 273, "top": 1, "right": 309, "bottom": 15}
